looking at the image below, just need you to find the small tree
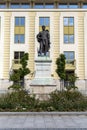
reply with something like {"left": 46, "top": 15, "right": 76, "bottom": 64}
{"left": 56, "top": 54, "right": 66, "bottom": 90}
{"left": 19, "top": 53, "right": 30, "bottom": 87}
{"left": 65, "top": 74, "right": 78, "bottom": 91}
{"left": 9, "top": 53, "right": 30, "bottom": 90}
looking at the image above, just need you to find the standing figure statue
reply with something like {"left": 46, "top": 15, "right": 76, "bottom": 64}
{"left": 37, "top": 25, "right": 51, "bottom": 56}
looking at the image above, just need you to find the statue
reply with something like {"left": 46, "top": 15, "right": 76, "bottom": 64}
{"left": 37, "top": 25, "right": 51, "bottom": 56}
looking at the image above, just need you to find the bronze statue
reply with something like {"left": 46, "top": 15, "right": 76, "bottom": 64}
{"left": 37, "top": 25, "right": 51, "bottom": 56}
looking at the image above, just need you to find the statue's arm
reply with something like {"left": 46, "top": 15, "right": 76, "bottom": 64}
{"left": 47, "top": 31, "right": 50, "bottom": 39}
{"left": 37, "top": 32, "right": 42, "bottom": 42}
{"left": 47, "top": 32, "right": 51, "bottom": 43}
{"left": 37, "top": 33, "right": 39, "bottom": 38}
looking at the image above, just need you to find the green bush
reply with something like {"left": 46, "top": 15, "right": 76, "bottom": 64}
{"left": 49, "top": 90, "right": 87, "bottom": 111}
{"left": 0, "top": 90, "right": 39, "bottom": 111}
{"left": 0, "top": 89, "right": 87, "bottom": 111}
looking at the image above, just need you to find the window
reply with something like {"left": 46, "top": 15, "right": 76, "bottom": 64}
{"left": 69, "top": 3, "right": 78, "bottom": 8}
{"left": 58, "top": 3, "right": 78, "bottom": 9}
{"left": 10, "top": 3, "right": 20, "bottom": 8}
{"left": 21, "top": 3, "right": 30, "bottom": 9}
{"left": 15, "top": 34, "right": 25, "bottom": 43}
{"left": 14, "top": 51, "right": 24, "bottom": 59}
{"left": 45, "top": 3, "right": 54, "bottom": 9}
{"left": 15, "top": 17, "right": 25, "bottom": 26}
{"left": 14, "top": 17, "right": 25, "bottom": 43}
{"left": 58, "top": 3, "right": 68, "bottom": 8}
{"left": 34, "top": 3, "right": 44, "bottom": 9}
{"left": 83, "top": 3, "right": 87, "bottom": 8}
{"left": 11, "top": 3, "right": 30, "bottom": 9}
{"left": 14, "top": 51, "right": 24, "bottom": 64}
{"left": 34, "top": 3, "right": 54, "bottom": 9}
{"left": 0, "top": 3, "right": 6, "bottom": 8}
{"left": 39, "top": 17, "right": 50, "bottom": 31}
{"left": 64, "top": 17, "right": 74, "bottom": 43}
{"left": 64, "top": 71, "right": 75, "bottom": 87}
{"left": 64, "top": 51, "right": 74, "bottom": 62}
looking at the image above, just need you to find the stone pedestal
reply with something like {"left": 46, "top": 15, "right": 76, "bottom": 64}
{"left": 34, "top": 57, "right": 52, "bottom": 79}
{"left": 30, "top": 57, "right": 57, "bottom": 95}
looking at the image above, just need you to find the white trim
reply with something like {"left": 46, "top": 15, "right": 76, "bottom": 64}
{"left": 60, "top": 12, "right": 78, "bottom": 75}
{"left": 10, "top": 12, "right": 29, "bottom": 70}
{"left": 1, "top": 9, "right": 87, "bottom": 12}
{"left": 0, "top": 13, "right": 4, "bottom": 78}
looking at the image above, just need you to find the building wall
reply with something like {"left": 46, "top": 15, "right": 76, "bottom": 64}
{"left": 28, "top": 12, "right": 36, "bottom": 79}
{"left": 3, "top": 12, "right": 12, "bottom": 79}
{"left": 53, "top": 12, "right": 60, "bottom": 79}
{"left": 0, "top": 9, "right": 87, "bottom": 92}
{"left": 78, "top": 12, "right": 85, "bottom": 80}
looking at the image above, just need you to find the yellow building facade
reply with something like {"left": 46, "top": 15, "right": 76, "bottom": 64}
{"left": 0, "top": 0, "right": 87, "bottom": 94}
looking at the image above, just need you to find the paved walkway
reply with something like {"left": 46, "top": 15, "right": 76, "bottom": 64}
{"left": 0, "top": 112, "right": 87, "bottom": 129}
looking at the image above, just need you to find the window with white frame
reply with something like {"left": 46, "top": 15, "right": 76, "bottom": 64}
{"left": 14, "top": 17, "right": 25, "bottom": 43}
{"left": 39, "top": 17, "right": 50, "bottom": 31}
{"left": 64, "top": 51, "right": 75, "bottom": 63}
{"left": 64, "top": 17, "right": 74, "bottom": 44}
{"left": 14, "top": 51, "right": 24, "bottom": 64}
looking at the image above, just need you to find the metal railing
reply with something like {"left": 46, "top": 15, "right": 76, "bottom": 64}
{"left": 12, "top": 59, "right": 21, "bottom": 64}
{"left": 64, "top": 81, "right": 74, "bottom": 87}
{"left": 12, "top": 59, "right": 22, "bottom": 69}
{"left": 65, "top": 59, "right": 75, "bottom": 65}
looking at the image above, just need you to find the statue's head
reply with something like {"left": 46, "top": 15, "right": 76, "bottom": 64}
{"left": 42, "top": 25, "right": 46, "bottom": 31}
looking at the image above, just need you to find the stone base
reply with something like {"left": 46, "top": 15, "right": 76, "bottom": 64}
{"left": 30, "top": 78, "right": 57, "bottom": 99}
{"left": 1, "top": 79, "right": 87, "bottom": 96}
{"left": 30, "top": 85, "right": 57, "bottom": 100}
{"left": 30, "top": 57, "right": 57, "bottom": 96}
{"left": 30, "top": 78, "right": 56, "bottom": 86}
{"left": 75, "top": 79, "right": 87, "bottom": 95}
{"left": 0, "top": 79, "right": 13, "bottom": 94}
{"left": 30, "top": 85, "right": 57, "bottom": 94}
{"left": 30, "top": 84, "right": 57, "bottom": 97}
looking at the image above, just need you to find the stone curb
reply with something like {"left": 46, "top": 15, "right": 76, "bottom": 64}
{"left": 0, "top": 128, "right": 87, "bottom": 130}
{"left": 0, "top": 112, "right": 87, "bottom": 116}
